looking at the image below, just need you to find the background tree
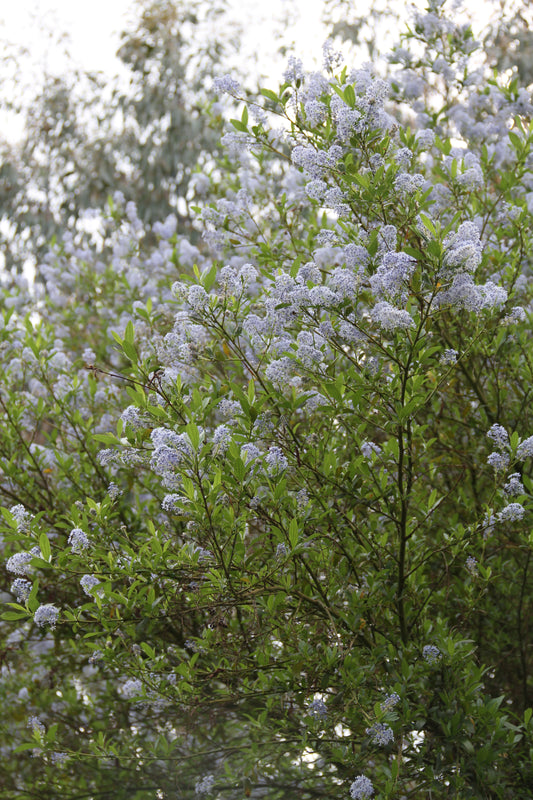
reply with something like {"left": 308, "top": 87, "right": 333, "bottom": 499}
{"left": 483, "top": 0, "right": 533, "bottom": 87}
{"left": 323, "top": 0, "right": 533, "bottom": 91}
{"left": 0, "top": 0, "right": 234, "bottom": 273}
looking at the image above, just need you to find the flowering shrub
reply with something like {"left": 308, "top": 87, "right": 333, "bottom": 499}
{"left": 2, "top": 2, "right": 533, "bottom": 798}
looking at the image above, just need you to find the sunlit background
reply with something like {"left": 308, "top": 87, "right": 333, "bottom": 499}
{"left": 1, "top": 0, "right": 327, "bottom": 79}
{"left": 0, "top": 0, "right": 335, "bottom": 141}
{"left": 0, "top": 0, "right": 500, "bottom": 81}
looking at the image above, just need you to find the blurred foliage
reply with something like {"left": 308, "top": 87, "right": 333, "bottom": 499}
{"left": 323, "top": 0, "right": 533, "bottom": 89}
{"left": 0, "top": 0, "right": 235, "bottom": 272}
{"left": 482, "top": 0, "right": 533, "bottom": 86}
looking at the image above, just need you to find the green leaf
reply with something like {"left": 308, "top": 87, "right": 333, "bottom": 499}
{"left": 186, "top": 422, "right": 200, "bottom": 450}
{"left": 247, "top": 379, "right": 255, "bottom": 403}
{"left": 30, "top": 557, "right": 53, "bottom": 570}
{"left": 1, "top": 610, "right": 29, "bottom": 621}
{"left": 344, "top": 84, "right": 355, "bottom": 108}
{"left": 122, "top": 341, "right": 138, "bottom": 364}
{"left": 202, "top": 262, "right": 218, "bottom": 292}
{"left": 419, "top": 212, "right": 437, "bottom": 236}
{"left": 124, "top": 320, "right": 135, "bottom": 344}
{"left": 141, "top": 642, "right": 156, "bottom": 659}
{"left": 508, "top": 130, "right": 522, "bottom": 152}
{"left": 260, "top": 88, "right": 278, "bottom": 103}
{"left": 288, "top": 518, "right": 299, "bottom": 548}
{"left": 27, "top": 580, "right": 40, "bottom": 613}
{"left": 39, "top": 533, "right": 51, "bottom": 562}
{"left": 0, "top": 507, "right": 18, "bottom": 528}
{"left": 230, "top": 119, "right": 248, "bottom": 133}
{"left": 93, "top": 433, "right": 121, "bottom": 445}
{"left": 14, "top": 743, "right": 39, "bottom": 753}
{"left": 45, "top": 723, "right": 59, "bottom": 743}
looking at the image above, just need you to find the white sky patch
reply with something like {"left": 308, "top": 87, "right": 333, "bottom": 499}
{"left": 0, "top": 0, "right": 130, "bottom": 75}
{"left": 227, "top": 0, "right": 327, "bottom": 78}
{"left": 0, "top": 0, "right": 328, "bottom": 78}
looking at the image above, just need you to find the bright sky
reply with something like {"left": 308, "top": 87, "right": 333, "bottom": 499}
{"left": 1, "top": 0, "right": 496, "bottom": 79}
{"left": 0, "top": 0, "right": 131, "bottom": 75}
{"left": 0, "top": 0, "right": 327, "bottom": 77}
{"left": 0, "top": 0, "right": 501, "bottom": 77}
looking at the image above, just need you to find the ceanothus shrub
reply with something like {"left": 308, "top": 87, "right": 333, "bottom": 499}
{"left": 2, "top": 2, "right": 533, "bottom": 798}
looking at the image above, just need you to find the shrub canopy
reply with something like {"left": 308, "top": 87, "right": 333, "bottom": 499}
{"left": 1, "top": 2, "right": 533, "bottom": 799}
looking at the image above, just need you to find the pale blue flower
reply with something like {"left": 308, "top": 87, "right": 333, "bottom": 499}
{"left": 6, "top": 552, "right": 33, "bottom": 575}
{"left": 440, "top": 349, "right": 458, "bottom": 365}
{"left": 80, "top": 575, "right": 102, "bottom": 597}
{"left": 308, "top": 697, "right": 327, "bottom": 718}
{"left": 497, "top": 503, "right": 524, "bottom": 523}
{"left": 11, "top": 578, "right": 31, "bottom": 602}
{"left": 487, "top": 452, "right": 510, "bottom": 471}
{"left": 34, "top": 604, "right": 59, "bottom": 629}
{"left": 68, "top": 528, "right": 90, "bottom": 552}
{"left": 423, "top": 644, "right": 441, "bottom": 664}
{"left": 195, "top": 774, "right": 215, "bottom": 795}
{"left": 28, "top": 716, "right": 45, "bottom": 737}
{"left": 466, "top": 556, "right": 478, "bottom": 575}
{"left": 122, "top": 679, "right": 143, "bottom": 698}
{"left": 213, "top": 75, "right": 240, "bottom": 95}
{"left": 366, "top": 722, "right": 394, "bottom": 746}
{"left": 487, "top": 424, "right": 509, "bottom": 449}
{"left": 504, "top": 473, "right": 524, "bottom": 496}
{"left": 371, "top": 301, "right": 415, "bottom": 331}
{"left": 265, "top": 446, "right": 288, "bottom": 475}
{"left": 380, "top": 692, "right": 400, "bottom": 711}
{"left": 361, "top": 441, "right": 382, "bottom": 459}
{"left": 350, "top": 775, "right": 374, "bottom": 799}
{"left": 516, "top": 436, "right": 533, "bottom": 460}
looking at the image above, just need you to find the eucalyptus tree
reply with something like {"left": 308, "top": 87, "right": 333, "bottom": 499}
{"left": 0, "top": 0, "right": 234, "bottom": 274}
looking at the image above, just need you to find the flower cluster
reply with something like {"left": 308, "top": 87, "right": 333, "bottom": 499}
{"left": 6, "top": 552, "right": 33, "bottom": 576}
{"left": 308, "top": 697, "right": 328, "bottom": 719}
{"left": 504, "top": 473, "right": 524, "bottom": 496}
{"left": 497, "top": 503, "right": 525, "bottom": 523}
{"left": 487, "top": 424, "right": 509, "bottom": 449}
{"left": 366, "top": 723, "right": 394, "bottom": 746}
{"left": 517, "top": 436, "right": 533, "bottom": 460}
{"left": 423, "top": 645, "right": 441, "bottom": 665}
{"left": 380, "top": 692, "right": 400, "bottom": 711}
{"left": 80, "top": 575, "right": 103, "bottom": 597}
{"left": 34, "top": 604, "right": 59, "bottom": 629}
{"left": 466, "top": 556, "right": 478, "bottom": 575}
{"left": 11, "top": 578, "right": 32, "bottom": 602}
{"left": 68, "top": 528, "right": 90, "bottom": 552}
{"left": 350, "top": 775, "right": 374, "bottom": 799}
{"left": 195, "top": 774, "right": 215, "bottom": 795}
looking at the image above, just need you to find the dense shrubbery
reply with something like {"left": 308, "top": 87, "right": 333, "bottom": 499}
{"left": 2, "top": 2, "right": 533, "bottom": 798}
